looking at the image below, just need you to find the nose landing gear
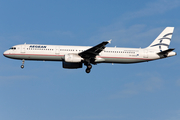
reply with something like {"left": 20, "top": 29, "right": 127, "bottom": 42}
{"left": 21, "top": 59, "right": 25, "bottom": 69}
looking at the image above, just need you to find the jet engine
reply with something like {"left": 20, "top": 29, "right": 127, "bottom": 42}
{"left": 64, "top": 53, "right": 83, "bottom": 63}
{"left": 62, "top": 61, "right": 82, "bottom": 69}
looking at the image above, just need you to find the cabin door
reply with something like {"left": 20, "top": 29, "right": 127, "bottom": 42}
{"left": 55, "top": 47, "right": 60, "bottom": 55}
{"left": 21, "top": 43, "right": 26, "bottom": 53}
{"left": 143, "top": 50, "right": 148, "bottom": 58}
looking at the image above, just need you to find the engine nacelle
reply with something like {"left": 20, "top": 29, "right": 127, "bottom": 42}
{"left": 64, "top": 53, "right": 83, "bottom": 63}
{"left": 62, "top": 61, "right": 82, "bottom": 69}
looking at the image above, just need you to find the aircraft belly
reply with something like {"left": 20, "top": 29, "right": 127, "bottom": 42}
{"left": 4, "top": 54, "right": 64, "bottom": 61}
{"left": 102, "top": 57, "right": 147, "bottom": 63}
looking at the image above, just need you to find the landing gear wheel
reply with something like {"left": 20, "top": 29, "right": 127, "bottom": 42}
{"left": 87, "top": 64, "right": 92, "bottom": 69}
{"left": 86, "top": 68, "right": 91, "bottom": 73}
{"left": 84, "top": 62, "right": 92, "bottom": 73}
{"left": 21, "top": 65, "right": 24, "bottom": 69}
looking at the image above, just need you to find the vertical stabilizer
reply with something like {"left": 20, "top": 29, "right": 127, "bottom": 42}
{"left": 147, "top": 27, "right": 174, "bottom": 51}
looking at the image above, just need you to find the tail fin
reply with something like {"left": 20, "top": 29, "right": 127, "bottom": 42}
{"left": 147, "top": 27, "right": 174, "bottom": 51}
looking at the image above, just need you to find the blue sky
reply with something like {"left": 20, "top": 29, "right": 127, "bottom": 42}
{"left": 0, "top": 0, "right": 180, "bottom": 120}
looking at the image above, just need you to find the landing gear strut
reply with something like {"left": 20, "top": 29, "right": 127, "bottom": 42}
{"left": 85, "top": 64, "right": 92, "bottom": 73}
{"left": 21, "top": 59, "right": 25, "bottom": 69}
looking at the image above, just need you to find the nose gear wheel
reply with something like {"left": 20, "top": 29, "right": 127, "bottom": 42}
{"left": 21, "top": 59, "right": 25, "bottom": 69}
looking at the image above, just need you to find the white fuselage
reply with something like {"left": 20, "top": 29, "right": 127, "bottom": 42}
{"left": 3, "top": 27, "right": 177, "bottom": 73}
{"left": 3, "top": 44, "right": 176, "bottom": 64}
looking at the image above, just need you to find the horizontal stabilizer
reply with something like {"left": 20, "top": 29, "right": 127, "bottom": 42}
{"left": 157, "top": 48, "right": 175, "bottom": 58}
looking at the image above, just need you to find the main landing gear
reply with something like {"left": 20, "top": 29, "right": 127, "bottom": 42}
{"left": 21, "top": 59, "right": 25, "bottom": 69}
{"left": 85, "top": 64, "right": 92, "bottom": 73}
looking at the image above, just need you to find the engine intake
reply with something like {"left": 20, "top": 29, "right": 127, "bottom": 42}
{"left": 64, "top": 53, "right": 83, "bottom": 63}
{"left": 63, "top": 61, "right": 82, "bottom": 69}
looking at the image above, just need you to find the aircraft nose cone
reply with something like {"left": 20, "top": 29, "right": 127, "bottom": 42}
{"left": 3, "top": 50, "right": 9, "bottom": 57}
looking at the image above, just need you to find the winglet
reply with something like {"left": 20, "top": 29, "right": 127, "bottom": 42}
{"left": 108, "top": 39, "right": 112, "bottom": 43}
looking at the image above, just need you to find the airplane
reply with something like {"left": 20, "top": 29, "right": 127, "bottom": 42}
{"left": 3, "top": 27, "right": 176, "bottom": 73}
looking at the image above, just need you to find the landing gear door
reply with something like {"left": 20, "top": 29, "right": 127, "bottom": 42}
{"left": 21, "top": 43, "right": 26, "bottom": 53}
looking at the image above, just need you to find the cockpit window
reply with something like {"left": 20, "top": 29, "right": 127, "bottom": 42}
{"left": 9, "top": 47, "right": 16, "bottom": 50}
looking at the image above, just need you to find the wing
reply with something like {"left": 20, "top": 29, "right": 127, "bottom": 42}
{"left": 78, "top": 40, "right": 111, "bottom": 59}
